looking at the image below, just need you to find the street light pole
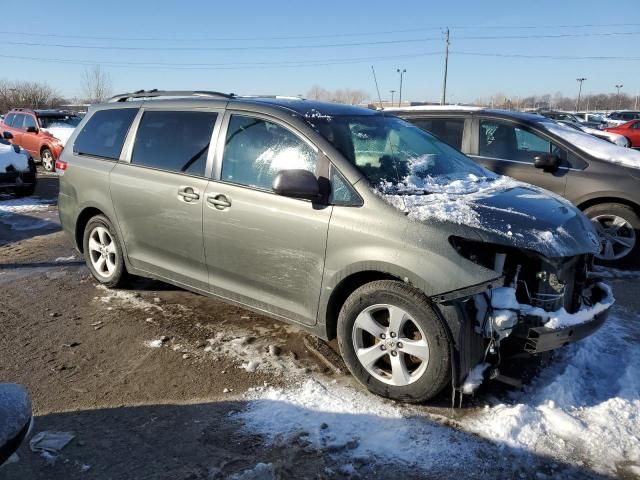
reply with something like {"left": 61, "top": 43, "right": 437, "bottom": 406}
{"left": 576, "top": 77, "right": 586, "bottom": 111}
{"left": 441, "top": 28, "right": 450, "bottom": 105}
{"left": 397, "top": 68, "right": 406, "bottom": 107}
{"left": 390, "top": 90, "right": 396, "bottom": 106}
{"left": 615, "top": 84, "right": 624, "bottom": 109}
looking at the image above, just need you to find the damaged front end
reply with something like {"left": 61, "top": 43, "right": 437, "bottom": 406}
{"left": 439, "top": 237, "right": 614, "bottom": 398}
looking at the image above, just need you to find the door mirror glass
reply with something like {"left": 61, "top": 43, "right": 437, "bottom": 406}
{"left": 533, "top": 154, "right": 560, "bottom": 171}
{"left": 272, "top": 169, "right": 320, "bottom": 200}
{"left": 2, "top": 131, "right": 13, "bottom": 140}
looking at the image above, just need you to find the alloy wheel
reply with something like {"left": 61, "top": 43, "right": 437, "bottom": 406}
{"left": 591, "top": 214, "right": 636, "bottom": 261}
{"left": 351, "top": 304, "right": 430, "bottom": 386}
{"left": 88, "top": 226, "right": 117, "bottom": 278}
{"left": 41, "top": 150, "right": 54, "bottom": 171}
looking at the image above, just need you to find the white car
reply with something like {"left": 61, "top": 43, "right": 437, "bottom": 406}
{"left": 0, "top": 133, "right": 37, "bottom": 196}
{"left": 556, "top": 120, "right": 630, "bottom": 147}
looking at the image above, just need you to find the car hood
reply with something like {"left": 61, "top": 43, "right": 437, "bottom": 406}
{"left": 383, "top": 177, "right": 600, "bottom": 258}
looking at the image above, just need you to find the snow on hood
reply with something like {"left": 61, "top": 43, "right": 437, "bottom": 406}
{"left": 378, "top": 159, "right": 599, "bottom": 258}
{"left": 0, "top": 142, "right": 29, "bottom": 171}
{"left": 543, "top": 121, "right": 640, "bottom": 168}
{"left": 42, "top": 126, "right": 74, "bottom": 146}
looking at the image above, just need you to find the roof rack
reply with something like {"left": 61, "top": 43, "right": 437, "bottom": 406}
{"left": 108, "top": 89, "right": 235, "bottom": 103}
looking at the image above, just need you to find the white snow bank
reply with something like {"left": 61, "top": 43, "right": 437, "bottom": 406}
{"left": 0, "top": 142, "right": 29, "bottom": 171}
{"left": 42, "top": 127, "right": 74, "bottom": 146}
{"left": 487, "top": 283, "right": 614, "bottom": 329}
{"left": 543, "top": 122, "right": 640, "bottom": 169}
{"left": 0, "top": 197, "right": 54, "bottom": 215}
{"left": 238, "top": 378, "right": 479, "bottom": 469}
{"left": 463, "top": 310, "right": 640, "bottom": 475}
{"left": 462, "top": 362, "right": 491, "bottom": 394}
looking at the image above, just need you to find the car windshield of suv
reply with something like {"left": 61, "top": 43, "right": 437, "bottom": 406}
{"left": 308, "top": 114, "right": 493, "bottom": 193}
{"left": 38, "top": 115, "right": 81, "bottom": 129}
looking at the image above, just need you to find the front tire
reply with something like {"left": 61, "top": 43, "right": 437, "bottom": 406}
{"left": 41, "top": 148, "right": 55, "bottom": 172}
{"left": 584, "top": 203, "right": 640, "bottom": 267}
{"left": 337, "top": 280, "right": 451, "bottom": 403}
{"left": 83, "top": 215, "right": 128, "bottom": 288}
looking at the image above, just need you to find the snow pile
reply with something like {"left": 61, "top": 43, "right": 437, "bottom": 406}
{"left": 463, "top": 311, "right": 640, "bottom": 475}
{"left": 228, "top": 463, "right": 274, "bottom": 480}
{"left": 0, "top": 142, "right": 29, "bottom": 171}
{"left": 462, "top": 362, "right": 491, "bottom": 394}
{"left": 238, "top": 378, "right": 479, "bottom": 470}
{"left": 485, "top": 283, "right": 614, "bottom": 330}
{"left": 95, "top": 285, "right": 162, "bottom": 312}
{"left": 42, "top": 127, "right": 74, "bottom": 146}
{"left": 143, "top": 339, "right": 163, "bottom": 348}
{"left": 543, "top": 122, "right": 640, "bottom": 169}
{"left": 0, "top": 197, "right": 54, "bottom": 216}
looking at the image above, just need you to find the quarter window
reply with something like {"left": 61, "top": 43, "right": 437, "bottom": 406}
{"left": 74, "top": 108, "right": 138, "bottom": 160}
{"left": 221, "top": 115, "right": 317, "bottom": 190}
{"left": 479, "top": 120, "right": 559, "bottom": 163}
{"left": 131, "top": 111, "right": 217, "bottom": 177}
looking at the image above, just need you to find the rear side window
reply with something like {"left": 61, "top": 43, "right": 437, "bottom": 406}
{"left": 74, "top": 108, "right": 137, "bottom": 160}
{"left": 410, "top": 117, "right": 465, "bottom": 149}
{"left": 131, "top": 111, "right": 217, "bottom": 177}
{"left": 221, "top": 115, "right": 316, "bottom": 190}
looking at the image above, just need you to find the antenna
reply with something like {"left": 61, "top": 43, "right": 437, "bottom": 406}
{"left": 371, "top": 65, "right": 383, "bottom": 109}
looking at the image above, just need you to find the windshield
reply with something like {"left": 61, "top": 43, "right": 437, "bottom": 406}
{"left": 308, "top": 114, "right": 493, "bottom": 192}
{"left": 38, "top": 115, "right": 81, "bottom": 129}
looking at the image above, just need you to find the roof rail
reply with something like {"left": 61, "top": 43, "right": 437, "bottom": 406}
{"left": 108, "top": 89, "right": 235, "bottom": 103}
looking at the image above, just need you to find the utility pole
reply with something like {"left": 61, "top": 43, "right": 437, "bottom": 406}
{"left": 441, "top": 28, "right": 450, "bottom": 105}
{"left": 390, "top": 90, "right": 396, "bottom": 105}
{"left": 397, "top": 68, "right": 406, "bottom": 107}
{"left": 615, "top": 84, "right": 623, "bottom": 109}
{"left": 575, "top": 77, "right": 586, "bottom": 111}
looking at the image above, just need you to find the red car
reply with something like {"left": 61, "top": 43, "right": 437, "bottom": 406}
{"left": 0, "top": 109, "right": 81, "bottom": 171}
{"left": 605, "top": 120, "right": 640, "bottom": 148}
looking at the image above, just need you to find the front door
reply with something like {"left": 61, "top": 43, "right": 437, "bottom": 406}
{"left": 110, "top": 109, "right": 220, "bottom": 291}
{"left": 203, "top": 113, "right": 332, "bottom": 325}
{"left": 471, "top": 118, "right": 568, "bottom": 196}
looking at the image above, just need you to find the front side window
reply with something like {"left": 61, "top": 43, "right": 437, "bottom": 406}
{"left": 309, "top": 114, "right": 490, "bottom": 190}
{"left": 3, "top": 113, "right": 15, "bottom": 126}
{"left": 23, "top": 115, "right": 37, "bottom": 130}
{"left": 479, "top": 120, "right": 557, "bottom": 163}
{"left": 74, "top": 108, "right": 138, "bottom": 160}
{"left": 221, "top": 115, "right": 317, "bottom": 190}
{"left": 410, "top": 118, "right": 465, "bottom": 149}
{"left": 11, "top": 114, "right": 25, "bottom": 129}
{"left": 131, "top": 111, "right": 217, "bottom": 177}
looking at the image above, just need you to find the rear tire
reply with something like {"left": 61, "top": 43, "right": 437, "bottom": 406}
{"left": 337, "top": 280, "right": 451, "bottom": 403}
{"left": 14, "top": 185, "right": 36, "bottom": 197}
{"left": 584, "top": 203, "right": 640, "bottom": 267}
{"left": 83, "top": 215, "right": 128, "bottom": 288}
{"left": 41, "top": 148, "right": 55, "bottom": 172}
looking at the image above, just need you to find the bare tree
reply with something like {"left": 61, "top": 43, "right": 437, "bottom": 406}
{"left": 0, "top": 79, "right": 62, "bottom": 111}
{"left": 82, "top": 65, "right": 112, "bottom": 104}
{"left": 306, "top": 86, "right": 369, "bottom": 105}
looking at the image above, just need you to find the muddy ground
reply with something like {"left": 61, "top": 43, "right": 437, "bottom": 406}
{"left": 0, "top": 172, "right": 639, "bottom": 479}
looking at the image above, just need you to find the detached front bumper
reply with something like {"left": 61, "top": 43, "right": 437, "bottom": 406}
{"left": 509, "top": 282, "right": 612, "bottom": 354}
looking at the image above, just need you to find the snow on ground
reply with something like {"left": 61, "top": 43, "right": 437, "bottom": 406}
{"left": 0, "top": 197, "right": 58, "bottom": 231}
{"left": 0, "top": 197, "right": 55, "bottom": 215}
{"left": 94, "top": 285, "right": 163, "bottom": 312}
{"left": 239, "top": 309, "right": 640, "bottom": 476}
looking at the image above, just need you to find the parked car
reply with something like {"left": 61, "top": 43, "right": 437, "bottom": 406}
{"left": 389, "top": 106, "right": 640, "bottom": 265}
{"left": 58, "top": 90, "right": 613, "bottom": 403}
{"left": 605, "top": 111, "right": 640, "bottom": 128}
{"left": 555, "top": 120, "right": 630, "bottom": 147}
{"left": 0, "top": 132, "right": 37, "bottom": 197}
{"left": 0, "top": 109, "right": 81, "bottom": 171}
{"left": 605, "top": 120, "right": 640, "bottom": 149}
{"left": 539, "top": 111, "right": 603, "bottom": 130}
{"left": 574, "top": 112, "right": 607, "bottom": 129}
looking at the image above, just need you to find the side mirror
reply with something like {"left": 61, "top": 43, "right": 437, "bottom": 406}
{"left": 2, "top": 131, "right": 13, "bottom": 140}
{"left": 26, "top": 126, "right": 38, "bottom": 134}
{"left": 272, "top": 169, "right": 320, "bottom": 200}
{"left": 533, "top": 154, "right": 560, "bottom": 172}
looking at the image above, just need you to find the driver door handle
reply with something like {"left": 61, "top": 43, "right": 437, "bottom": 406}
{"left": 178, "top": 186, "right": 200, "bottom": 202}
{"left": 206, "top": 193, "right": 232, "bottom": 210}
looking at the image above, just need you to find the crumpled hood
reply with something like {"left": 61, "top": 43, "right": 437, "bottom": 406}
{"left": 384, "top": 177, "right": 600, "bottom": 258}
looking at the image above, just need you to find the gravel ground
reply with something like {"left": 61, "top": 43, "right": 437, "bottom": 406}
{"left": 0, "top": 172, "right": 638, "bottom": 479}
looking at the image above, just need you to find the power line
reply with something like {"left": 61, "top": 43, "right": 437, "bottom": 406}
{"left": 4, "top": 31, "right": 640, "bottom": 52}
{"left": 453, "top": 51, "right": 640, "bottom": 61}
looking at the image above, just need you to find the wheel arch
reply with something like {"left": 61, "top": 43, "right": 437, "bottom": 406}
{"left": 576, "top": 195, "right": 640, "bottom": 216}
{"left": 75, "top": 206, "right": 106, "bottom": 253}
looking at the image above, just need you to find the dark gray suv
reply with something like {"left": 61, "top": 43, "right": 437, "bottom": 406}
{"left": 390, "top": 107, "right": 640, "bottom": 266}
{"left": 58, "top": 91, "right": 612, "bottom": 403}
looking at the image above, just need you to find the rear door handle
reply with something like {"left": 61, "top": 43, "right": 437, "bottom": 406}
{"left": 206, "top": 193, "right": 232, "bottom": 210}
{"left": 178, "top": 186, "right": 200, "bottom": 202}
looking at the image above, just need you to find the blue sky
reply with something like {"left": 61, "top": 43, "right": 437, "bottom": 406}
{"left": 2, "top": 0, "right": 639, "bottom": 102}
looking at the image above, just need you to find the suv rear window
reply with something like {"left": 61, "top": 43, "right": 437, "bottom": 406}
{"left": 74, "top": 108, "right": 137, "bottom": 160}
{"left": 131, "top": 110, "right": 218, "bottom": 177}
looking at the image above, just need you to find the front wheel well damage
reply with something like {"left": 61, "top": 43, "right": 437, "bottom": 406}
{"left": 324, "top": 271, "right": 399, "bottom": 340}
{"left": 75, "top": 207, "right": 104, "bottom": 252}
